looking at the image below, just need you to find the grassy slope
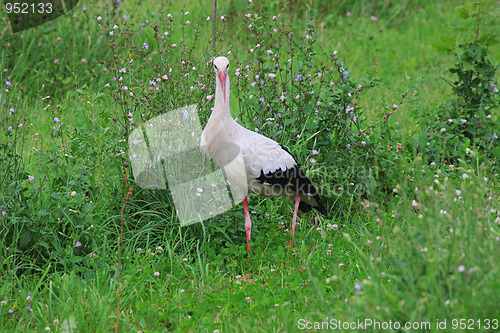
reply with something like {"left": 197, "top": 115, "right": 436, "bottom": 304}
{"left": 1, "top": 0, "right": 499, "bottom": 332}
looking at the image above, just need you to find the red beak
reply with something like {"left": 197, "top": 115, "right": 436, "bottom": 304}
{"left": 218, "top": 71, "right": 227, "bottom": 102}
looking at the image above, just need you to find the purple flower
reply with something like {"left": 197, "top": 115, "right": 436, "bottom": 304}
{"left": 458, "top": 265, "right": 465, "bottom": 272}
{"left": 26, "top": 296, "right": 32, "bottom": 301}
{"left": 296, "top": 74, "right": 303, "bottom": 81}
{"left": 267, "top": 50, "right": 273, "bottom": 55}
{"left": 74, "top": 241, "right": 82, "bottom": 248}
{"left": 354, "top": 283, "right": 361, "bottom": 294}
{"left": 109, "top": 31, "right": 114, "bottom": 36}
{"left": 493, "top": 132, "right": 498, "bottom": 139}
{"left": 6, "top": 80, "right": 11, "bottom": 86}
{"left": 250, "top": 82, "right": 257, "bottom": 87}
{"left": 119, "top": 68, "right": 126, "bottom": 73}
{"left": 9, "top": 108, "right": 14, "bottom": 114}
{"left": 268, "top": 73, "right": 276, "bottom": 78}
{"left": 312, "top": 149, "right": 318, "bottom": 155}
{"left": 2, "top": 211, "right": 6, "bottom": 216}
{"left": 81, "top": 58, "right": 87, "bottom": 64}
{"left": 342, "top": 70, "right": 349, "bottom": 77}
{"left": 143, "top": 43, "right": 149, "bottom": 50}
{"left": 54, "top": 117, "right": 60, "bottom": 123}
{"left": 259, "top": 97, "right": 265, "bottom": 103}
{"left": 8, "top": 126, "right": 12, "bottom": 131}
{"left": 116, "top": 0, "right": 120, "bottom": 3}
{"left": 28, "top": 175, "right": 34, "bottom": 181}
{"left": 103, "top": 67, "right": 108, "bottom": 72}
{"left": 54, "top": 59, "right": 59, "bottom": 64}
{"left": 82, "top": 6, "right": 87, "bottom": 12}
{"left": 460, "top": 119, "right": 467, "bottom": 124}
{"left": 309, "top": 158, "right": 316, "bottom": 163}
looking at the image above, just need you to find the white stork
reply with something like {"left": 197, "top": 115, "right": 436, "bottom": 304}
{"left": 201, "top": 56, "right": 327, "bottom": 255}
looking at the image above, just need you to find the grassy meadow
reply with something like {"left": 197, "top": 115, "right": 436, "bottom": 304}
{"left": 1, "top": 0, "right": 499, "bottom": 332}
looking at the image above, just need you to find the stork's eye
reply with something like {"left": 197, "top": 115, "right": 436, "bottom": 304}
{"left": 226, "top": 64, "right": 229, "bottom": 69}
{"left": 213, "top": 64, "right": 217, "bottom": 69}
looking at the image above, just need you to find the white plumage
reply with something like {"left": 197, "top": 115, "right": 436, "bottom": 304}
{"left": 201, "top": 56, "right": 326, "bottom": 257}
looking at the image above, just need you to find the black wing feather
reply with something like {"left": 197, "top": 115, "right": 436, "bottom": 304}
{"left": 256, "top": 144, "right": 327, "bottom": 215}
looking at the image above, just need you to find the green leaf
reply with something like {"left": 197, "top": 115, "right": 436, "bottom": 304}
{"left": 431, "top": 34, "right": 456, "bottom": 53}
{"left": 50, "top": 192, "right": 61, "bottom": 200}
{"left": 38, "top": 209, "right": 49, "bottom": 216}
{"left": 70, "top": 256, "right": 83, "bottom": 263}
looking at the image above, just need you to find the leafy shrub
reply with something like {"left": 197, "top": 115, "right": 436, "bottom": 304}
{"left": 421, "top": 1, "right": 499, "bottom": 166}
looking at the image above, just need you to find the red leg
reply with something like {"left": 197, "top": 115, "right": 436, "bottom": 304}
{"left": 243, "top": 196, "right": 252, "bottom": 260}
{"left": 290, "top": 194, "right": 301, "bottom": 248}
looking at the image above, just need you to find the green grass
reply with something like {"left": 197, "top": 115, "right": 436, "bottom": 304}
{"left": 1, "top": 0, "right": 499, "bottom": 332}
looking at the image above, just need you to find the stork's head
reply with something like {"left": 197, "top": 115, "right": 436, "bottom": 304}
{"left": 213, "top": 56, "right": 229, "bottom": 102}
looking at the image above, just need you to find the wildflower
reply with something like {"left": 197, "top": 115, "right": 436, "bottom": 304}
{"left": 167, "top": 13, "right": 172, "bottom": 18}
{"left": 28, "top": 175, "right": 34, "bottom": 181}
{"left": 206, "top": 95, "right": 213, "bottom": 101}
{"left": 309, "top": 158, "right": 316, "bottom": 163}
{"left": 361, "top": 141, "right": 366, "bottom": 146}
{"left": 26, "top": 296, "right": 32, "bottom": 301}
{"left": 371, "top": 16, "right": 379, "bottom": 22}
{"left": 97, "top": 16, "right": 102, "bottom": 21}
{"left": 494, "top": 132, "right": 498, "bottom": 139}
{"left": 250, "top": 82, "right": 256, "bottom": 87}
{"left": 185, "top": 20, "right": 190, "bottom": 24}
{"left": 462, "top": 173, "right": 469, "bottom": 180}
{"left": 82, "top": 6, "right": 86, "bottom": 12}
{"left": 1, "top": 211, "right": 6, "bottom": 216}
{"left": 132, "top": 140, "right": 138, "bottom": 146}
{"left": 8, "top": 126, "right": 12, "bottom": 131}
{"left": 342, "top": 70, "right": 349, "bottom": 77}
{"left": 9, "top": 108, "right": 14, "bottom": 114}
{"left": 391, "top": 104, "right": 398, "bottom": 109}
{"left": 268, "top": 73, "right": 276, "bottom": 79}
{"left": 296, "top": 74, "right": 303, "bottom": 81}
{"left": 143, "top": 43, "right": 149, "bottom": 50}
{"left": 71, "top": 191, "right": 76, "bottom": 196}
{"left": 259, "top": 97, "right": 265, "bottom": 103}
{"left": 154, "top": 271, "right": 160, "bottom": 277}
{"left": 19, "top": 123, "right": 23, "bottom": 128}
{"left": 74, "top": 241, "right": 82, "bottom": 247}
{"left": 492, "top": 82, "right": 499, "bottom": 93}
{"left": 458, "top": 265, "right": 465, "bottom": 272}
{"left": 346, "top": 12, "right": 351, "bottom": 16}
{"left": 6, "top": 80, "right": 12, "bottom": 86}
{"left": 109, "top": 31, "right": 114, "bottom": 36}
{"left": 122, "top": 86, "right": 128, "bottom": 91}
{"left": 354, "top": 283, "right": 361, "bottom": 294}
{"left": 460, "top": 119, "right": 467, "bottom": 124}
{"left": 54, "top": 117, "right": 60, "bottom": 123}
{"left": 312, "top": 149, "right": 318, "bottom": 155}
{"left": 54, "top": 59, "right": 59, "bottom": 64}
